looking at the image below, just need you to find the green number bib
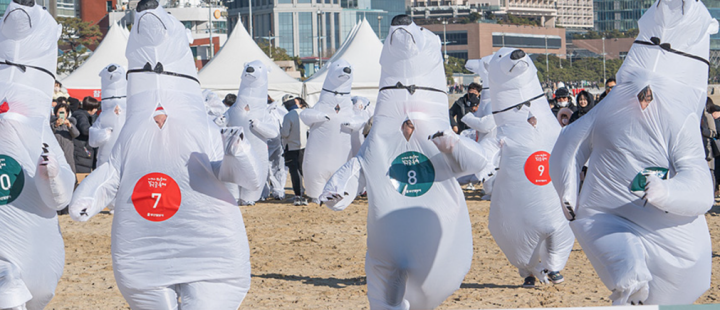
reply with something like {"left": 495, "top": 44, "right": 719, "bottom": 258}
{"left": 0, "top": 155, "right": 24, "bottom": 205}
{"left": 388, "top": 151, "right": 435, "bottom": 197}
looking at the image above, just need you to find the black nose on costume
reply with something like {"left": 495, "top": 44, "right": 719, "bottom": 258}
{"left": 343, "top": 67, "right": 352, "bottom": 74}
{"left": 391, "top": 15, "right": 412, "bottom": 26}
{"left": 108, "top": 65, "right": 117, "bottom": 72}
{"left": 510, "top": 49, "right": 526, "bottom": 60}
{"left": 13, "top": 0, "right": 35, "bottom": 7}
{"left": 136, "top": 0, "right": 159, "bottom": 12}
{"left": 246, "top": 66, "right": 255, "bottom": 73}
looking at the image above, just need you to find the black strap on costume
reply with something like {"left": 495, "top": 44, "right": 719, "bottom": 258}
{"left": 101, "top": 96, "right": 127, "bottom": 101}
{"left": 0, "top": 60, "right": 55, "bottom": 80}
{"left": 379, "top": 81, "right": 447, "bottom": 95}
{"left": 322, "top": 88, "right": 350, "bottom": 96}
{"left": 126, "top": 62, "right": 200, "bottom": 84}
{"left": 633, "top": 37, "right": 709, "bottom": 66}
{"left": 492, "top": 93, "right": 544, "bottom": 115}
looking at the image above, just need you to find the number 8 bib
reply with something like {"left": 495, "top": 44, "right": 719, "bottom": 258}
{"left": 132, "top": 173, "right": 182, "bottom": 222}
{"left": 388, "top": 151, "right": 435, "bottom": 197}
{"left": 0, "top": 155, "right": 24, "bottom": 205}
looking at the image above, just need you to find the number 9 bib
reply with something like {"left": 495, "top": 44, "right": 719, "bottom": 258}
{"left": 0, "top": 155, "right": 24, "bottom": 205}
{"left": 524, "top": 151, "right": 551, "bottom": 186}
{"left": 388, "top": 151, "right": 435, "bottom": 197}
{"left": 132, "top": 173, "right": 182, "bottom": 222}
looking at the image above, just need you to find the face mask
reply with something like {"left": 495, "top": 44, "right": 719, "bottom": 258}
{"left": 556, "top": 100, "right": 569, "bottom": 108}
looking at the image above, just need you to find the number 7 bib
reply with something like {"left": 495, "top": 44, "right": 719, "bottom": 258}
{"left": 132, "top": 173, "right": 182, "bottom": 222}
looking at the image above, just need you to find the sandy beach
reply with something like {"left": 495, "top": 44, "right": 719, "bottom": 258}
{"left": 46, "top": 188, "right": 720, "bottom": 309}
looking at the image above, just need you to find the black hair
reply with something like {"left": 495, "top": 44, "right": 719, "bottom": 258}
{"left": 605, "top": 77, "right": 616, "bottom": 85}
{"left": 223, "top": 94, "right": 237, "bottom": 107}
{"left": 467, "top": 82, "right": 482, "bottom": 93}
{"left": 295, "top": 98, "right": 309, "bottom": 109}
{"left": 54, "top": 102, "right": 69, "bottom": 115}
{"left": 82, "top": 96, "right": 100, "bottom": 111}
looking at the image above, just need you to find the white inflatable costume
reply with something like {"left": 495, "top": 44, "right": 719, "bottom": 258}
{"left": 485, "top": 47, "right": 574, "bottom": 285}
{"left": 460, "top": 55, "right": 498, "bottom": 188}
{"left": 264, "top": 98, "right": 288, "bottom": 200}
{"left": 550, "top": 0, "right": 717, "bottom": 305}
{"left": 224, "top": 60, "right": 280, "bottom": 205}
{"left": 321, "top": 16, "right": 493, "bottom": 309}
{"left": 300, "top": 59, "right": 356, "bottom": 201}
{"left": 68, "top": 1, "right": 260, "bottom": 308}
{"left": 89, "top": 63, "right": 127, "bottom": 166}
{"left": 348, "top": 96, "right": 372, "bottom": 157}
{"left": 0, "top": 1, "right": 75, "bottom": 309}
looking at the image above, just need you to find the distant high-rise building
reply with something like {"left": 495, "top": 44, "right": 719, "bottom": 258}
{"left": 370, "top": 0, "right": 408, "bottom": 35}
{"left": 593, "top": 0, "right": 653, "bottom": 32}
{"left": 556, "top": 0, "right": 593, "bottom": 29}
{"left": 0, "top": 0, "right": 11, "bottom": 17}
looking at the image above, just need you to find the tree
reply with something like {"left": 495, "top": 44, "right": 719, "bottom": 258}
{"left": 57, "top": 17, "right": 102, "bottom": 75}
{"left": 257, "top": 41, "right": 293, "bottom": 61}
{"left": 444, "top": 56, "right": 471, "bottom": 84}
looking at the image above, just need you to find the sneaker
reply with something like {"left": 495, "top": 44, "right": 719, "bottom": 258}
{"left": 547, "top": 271, "right": 564, "bottom": 284}
{"left": 293, "top": 196, "right": 303, "bottom": 206}
{"left": 240, "top": 200, "right": 255, "bottom": 206}
{"left": 466, "top": 183, "right": 475, "bottom": 191}
{"left": 522, "top": 276, "right": 536, "bottom": 288}
{"left": 301, "top": 197, "right": 309, "bottom": 206}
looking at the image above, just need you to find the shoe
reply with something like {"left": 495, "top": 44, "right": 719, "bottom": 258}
{"left": 547, "top": 271, "right": 564, "bottom": 284}
{"left": 522, "top": 276, "right": 536, "bottom": 288}
{"left": 293, "top": 196, "right": 302, "bottom": 206}
{"left": 301, "top": 197, "right": 309, "bottom": 206}
{"left": 466, "top": 183, "right": 475, "bottom": 191}
{"left": 240, "top": 200, "right": 255, "bottom": 206}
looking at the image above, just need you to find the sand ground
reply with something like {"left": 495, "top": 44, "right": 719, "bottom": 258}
{"left": 46, "top": 188, "right": 720, "bottom": 309}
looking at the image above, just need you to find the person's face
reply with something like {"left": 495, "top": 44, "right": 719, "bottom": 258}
{"left": 713, "top": 111, "right": 720, "bottom": 119}
{"left": 578, "top": 95, "right": 588, "bottom": 107}
{"left": 605, "top": 81, "right": 616, "bottom": 94}
{"left": 295, "top": 99, "right": 305, "bottom": 109}
{"left": 401, "top": 120, "right": 415, "bottom": 141}
{"left": 557, "top": 97, "right": 569, "bottom": 104}
{"left": 52, "top": 100, "right": 57, "bottom": 108}
{"left": 154, "top": 114, "right": 167, "bottom": 128}
{"left": 468, "top": 88, "right": 479, "bottom": 96}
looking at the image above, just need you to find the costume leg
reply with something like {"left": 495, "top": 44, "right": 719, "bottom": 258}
{"left": 119, "top": 285, "right": 179, "bottom": 310}
{"left": 177, "top": 278, "right": 249, "bottom": 310}
{"left": 0, "top": 260, "right": 32, "bottom": 310}
{"left": 542, "top": 223, "right": 575, "bottom": 273}
{"left": 366, "top": 256, "right": 410, "bottom": 310}
{"left": 571, "top": 216, "right": 651, "bottom": 305}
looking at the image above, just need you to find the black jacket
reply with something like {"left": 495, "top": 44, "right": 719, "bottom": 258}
{"left": 72, "top": 109, "right": 95, "bottom": 173}
{"left": 449, "top": 94, "right": 478, "bottom": 133}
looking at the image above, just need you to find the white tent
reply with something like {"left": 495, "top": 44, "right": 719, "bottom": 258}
{"left": 61, "top": 22, "right": 129, "bottom": 100}
{"left": 302, "top": 18, "right": 383, "bottom": 105}
{"left": 198, "top": 21, "right": 303, "bottom": 100}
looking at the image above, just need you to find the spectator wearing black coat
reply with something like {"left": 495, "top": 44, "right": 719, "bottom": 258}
{"left": 597, "top": 78, "right": 616, "bottom": 104}
{"left": 551, "top": 87, "right": 576, "bottom": 116}
{"left": 73, "top": 96, "right": 99, "bottom": 173}
{"left": 51, "top": 102, "right": 80, "bottom": 174}
{"left": 449, "top": 82, "right": 482, "bottom": 133}
{"left": 570, "top": 90, "right": 595, "bottom": 124}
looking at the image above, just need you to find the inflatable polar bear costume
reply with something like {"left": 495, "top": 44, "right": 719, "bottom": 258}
{"left": 485, "top": 47, "right": 574, "bottom": 285}
{"left": 223, "top": 59, "right": 280, "bottom": 205}
{"left": 69, "top": 0, "right": 261, "bottom": 308}
{"left": 300, "top": 59, "right": 357, "bottom": 202}
{"left": 550, "top": 0, "right": 718, "bottom": 305}
{"left": 321, "top": 15, "right": 494, "bottom": 309}
{"left": 0, "top": 1, "right": 76, "bottom": 309}
{"left": 89, "top": 63, "right": 127, "bottom": 166}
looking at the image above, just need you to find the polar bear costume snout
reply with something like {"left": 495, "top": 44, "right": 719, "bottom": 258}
{"left": 2, "top": 6, "right": 33, "bottom": 40}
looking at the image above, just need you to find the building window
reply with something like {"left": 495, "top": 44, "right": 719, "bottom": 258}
{"left": 298, "top": 12, "right": 314, "bottom": 57}
{"left": 277, "top": 0, "right": 292, "bottom": 3}
{"left": 432, "top": 31, "right": 467, "bottom": 46}
{"left": 447, "top": 50, "right": 468, "bottom": 60}
{"left": 298, "top": 0, "right": 312, "bottom": 3}
{"left": 183, "top": 21, "right": 193, "bottom": 29}
{"left": 492, "top": 33, "right": 562, "bottom": 49}
{"left": 106, "top": 1, "right": 112, "bottom": 12}
{"left": 334, "top": 12, "right": 340, "bottom": 50}
{"left": 278, "top": 12, "right": 295, "bottom": 56}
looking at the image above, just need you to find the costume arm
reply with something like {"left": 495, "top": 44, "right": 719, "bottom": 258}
{"left": 249, "top": 116, "right": 280, "bottom": 140}
{"left": 299, "top": 108, "right": 329, "bottom": 126}
{"left": 549, "top": 112, "right": 594, "bottom": 221}
{"left": 36, "top": 139, "right": 76, "bottom": 211}
{"left": 88, "top": 120, "right": 112, "bottom": 148}
{"left": 641, "top": 114, "right": 714, "bottom": 216}
{"left": 341, "top": 114, "right": 369, "bottom": 132}
{"left": 461, "top": 113, "right": 496, "bottom": 134}
{"left": 214, "top": 127, "right": 262, "bottom": 190}
{"left": 430, "top": 129, "right": 497, "bottom": 177}
{"left": 69, "top": 161, "right": 120, "bottom": 221}
{"left": 320, "top": 157, "right": 364, "bottom": 211}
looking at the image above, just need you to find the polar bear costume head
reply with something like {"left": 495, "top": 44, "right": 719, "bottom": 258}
{"left": 375, "top": 15, "right": 447, "bottom": 120}
{"left": 99, "top": 63, "right": 127, "bottom": 102}
{"left": 124, "top": 0, "right": 204, "bottom": 129}
{"left": 234, "top": 60, "right": 270, "bottom": 110}
{"left": 0, "top": 0, "right": 60, "bottom": 118}
{"left": 615, "top": 0, "right": 717, "bottom": 115}
{"left": 486, "top": 47, "right": 555, "bottom": 130}
{"left": 321, "top": 59, "right": 354, "bottom": 95}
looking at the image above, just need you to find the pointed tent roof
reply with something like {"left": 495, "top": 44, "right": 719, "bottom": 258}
{"left": 61, "top": 22, "right": 129, "bottom": 98}
{"left": 303, "top": 18, "right": 384, "bottom": 104}
{"left": 198, "top": 21, "right": 303, "bottom": 99}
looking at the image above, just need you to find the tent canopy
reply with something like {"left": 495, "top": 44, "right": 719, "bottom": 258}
{"left": 303, "top": 18, "right": 383, "bottom": 105}
{"left": 61, "top": 22, "right": 129, "bottom": 100}
{"left": 198, "top": 21, "right": 303, "bottom": 100}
